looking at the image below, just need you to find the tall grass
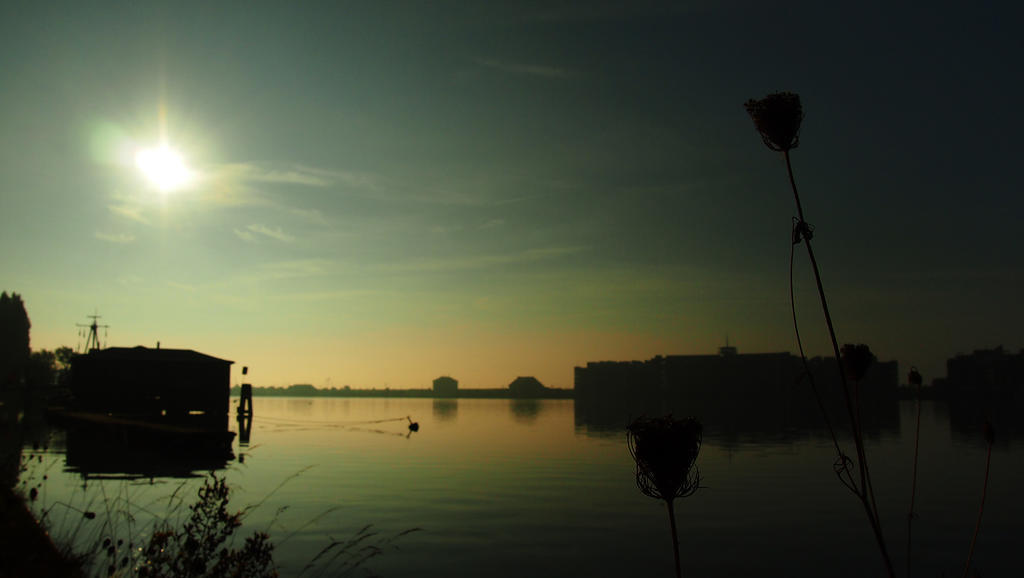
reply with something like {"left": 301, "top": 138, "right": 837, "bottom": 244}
{"left": 17, "top": 455, "right": 418, "bottom": 577}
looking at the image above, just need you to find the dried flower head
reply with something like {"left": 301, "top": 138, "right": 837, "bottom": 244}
{"left": 841, "top": 343, "right": 875, "bottom": 382}
{"left": 744, "top": 92, "right": 804, "bottom": 152}
{"left": 983, "top": 421, "right": 995, "bottom": 446}
{"left": 627, "top": 415, "right": 702, "bottom": 501}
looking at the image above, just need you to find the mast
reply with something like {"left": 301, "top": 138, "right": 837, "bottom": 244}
{"left": 77, "top": 313, "right": 109, "bottom": 352}
{"left": 719, "top": 334, "right": 737, "bottom": 356}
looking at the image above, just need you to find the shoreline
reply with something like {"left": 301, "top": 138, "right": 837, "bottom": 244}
{"left": 230, "top": 387, "right": 576, "bottom": 400}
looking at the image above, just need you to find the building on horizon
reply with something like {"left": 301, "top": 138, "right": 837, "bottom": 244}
{"left": 508, "top": 376, "right": 547, "bottom": 398}
{"left": 575, "top": 345, "right": 898, "bottom": 403}
{"left": 433, "top": 375, "right": 458, "bottom": 397}
{"left": 944, "top": 346, "right": 1024, "bottom": 402}
{"left": 930, "top": 346, "right": 1024, "bottom": 441}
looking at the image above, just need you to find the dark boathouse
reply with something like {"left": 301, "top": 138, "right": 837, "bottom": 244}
{"left": 71, "top": 346, "right": 233, "bottom": 418}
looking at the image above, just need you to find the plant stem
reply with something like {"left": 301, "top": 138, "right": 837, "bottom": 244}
{"left": 666, "top": 499, "right": 681, "bottom": 578}
{"left": 783, "top": 150, "right": 895, "bottom": 578}
{"left": 907, "top": 380, "right": 922, "bottom": 578}
{"left": 962, "top": 438, "right": 992, "bottom": 578}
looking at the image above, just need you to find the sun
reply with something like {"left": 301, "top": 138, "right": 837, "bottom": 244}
{"left": 135, "top": 145, "right": 193, "bottom": 191}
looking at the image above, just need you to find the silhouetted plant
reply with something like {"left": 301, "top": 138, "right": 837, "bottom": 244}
{"left": 746, "top": 92, "right": 895, "bottom": 577}
{"left": 297, "top": 525, "right": 421, "bottom": 577}
{"left": 16, "top": 455, "right": 418, "bottom": 578}
{"left": 963, "top": 421, "right": 994, "bottom": 578}
{"left": 744, "top": 92, "right": 803, "bottom": 152}
{"left": 137, "top": 473, "right": 277, "bottom": 578}
{"left": 749, "top": 92, "right": 1000, "bottom": 577}
{"left": 627, "top": 415, "right": 702, "bottom": 578}
{"left": 841, "top": 344, "right": 874, "bottom": 382}
{"left": 906, "top": 366, "right": 923, "bottom": 578}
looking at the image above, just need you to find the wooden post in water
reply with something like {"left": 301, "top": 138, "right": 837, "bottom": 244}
{"left": 236, "top": 376, "right": 254, "bottom": 445}
{"left": 238, "top": 383, "right": 253, "bottom": 417}
{"left": 237, "top": 367, "right": 253, "bottom": 417}
{"left": 236, "top": 367, "right": 254, "bottom": 444}
{"left": 236, "top": 409, "right": 252, "bottom": 445}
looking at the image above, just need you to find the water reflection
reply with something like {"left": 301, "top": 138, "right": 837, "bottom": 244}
{"left": 574, "top": 387, "right": 901, "bottom": 448}
{"left": 510, "top": 399, "right": 542, "bottom": 423}
{"left": 12, "top": 388, "right": 1019, "bottom": 488}
{"left": 574, "top": 380, "right": 1024, "bottom": 451}
{"left": 52, "top": 412, "right": 234, "bottom": 479}
{"left": 285, "top": 398, "right": 316, "bottom": 414}
{"left": 9, "top": 395, "right": 1024, "bottom": 577}
{"left": 948, "top": 397, "right": 1024, "bottom": 447}
{"left": 432, "top": 399, "right": 458, "bottom": 421}
{"left": 237, "top": 413, "right": 253, "bottom": 445}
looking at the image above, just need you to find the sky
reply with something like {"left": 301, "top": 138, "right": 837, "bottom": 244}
{"left": 2, "top": 1, "right": 1023, "bottom": 389}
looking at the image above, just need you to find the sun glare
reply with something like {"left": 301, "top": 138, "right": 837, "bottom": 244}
{"left": 135, "top": 146, "right": 192, "bottom": 191}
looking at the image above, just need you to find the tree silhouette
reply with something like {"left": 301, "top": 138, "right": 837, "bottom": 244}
{"left": 0, "top": 292, "right": 31, "bottom": 387}
{"left": 55, "top": 346, "right": 73, "bottom": 369}
{"left": 26, "top": 350, "right": 56, "bottom": 387}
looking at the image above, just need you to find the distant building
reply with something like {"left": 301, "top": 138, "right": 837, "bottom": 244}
{"left": 508, "top": 376, "right": 547, "bottom": 398}
{"left": 575, "top": 345, "right": 898, "bottom": 402}
{"left": 433, "top": 375, "right": 458, "bottom": 396}
{"left": 575, "top": 359, "right": 660, "bottom": 401}
{"left": 946, "top": 346, "right": 1024, "bottom": 401}
{"left": 71, "top": 346, "right": 233, "bottom": 417}
{"left": 804, "top": 355, "right": 899, "bottom": 399}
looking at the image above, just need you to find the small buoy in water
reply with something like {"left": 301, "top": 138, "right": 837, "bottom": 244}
{"left": 407, "top": 415, "right": 419, "bottom": 432}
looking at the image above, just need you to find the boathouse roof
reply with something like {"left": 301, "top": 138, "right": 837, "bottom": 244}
{"left": 80, "top": 346, "right": 233, "bottom": 365}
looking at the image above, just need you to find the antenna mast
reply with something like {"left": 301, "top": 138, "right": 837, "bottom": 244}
{"left": 77, "top": 312, "right": 109, "bottom": 352}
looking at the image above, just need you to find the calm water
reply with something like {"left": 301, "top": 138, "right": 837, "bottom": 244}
{"left": 15, "top": 398, "right": 1022, "bottom": 577}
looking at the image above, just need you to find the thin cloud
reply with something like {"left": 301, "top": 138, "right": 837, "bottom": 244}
{"left": 290, "top": 207, "right": 328, "bottom": 225}
{"left": 236, "top": 224, "right": 295, "bottom": 243}
{"left": 430, "top": 225, "right": 462, "bottom": 234}
{"left": 167, "top": 281, "right": 196, "bottom": 292}
{"left": 213, "top": 162, "right": 335, "bottom": 188}
{"left": 249, "top": 168, "right": 332, "bottom": 187}
{"left": 234, "top": 228, "right": 257, "bottom": 242}
{"left": 380, "top": 246, "right": 585, "bottom": 273}
{"left": 257, "top": 258, "right": 333, "bottom": 280}
{"left": 211, "top": 161, "right": 526, "bottom": 209}
{"left": 109, "top": 204, "right": 151, "bottom": 225}
{"left": 207, "top": 259, "right": 337, "bottom": 295}
{"left": 95, "top": 231, "right": 135, "bottom": 243}
{"left": 266, "top": 288, "right": 380, "bottom": 302}
{"left": 200, "top": 162, "right": 344, "bottom": 208}
{"left": 520, "top": 1, "right": 702, "bottom": 23}
{"left": 474, "top": 58, "right": 572, "bottom": 79}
